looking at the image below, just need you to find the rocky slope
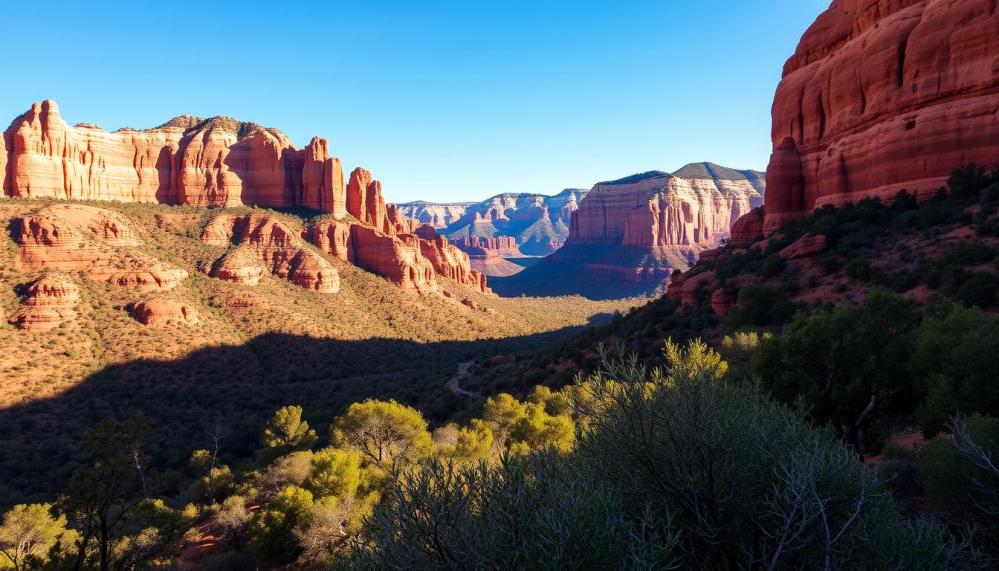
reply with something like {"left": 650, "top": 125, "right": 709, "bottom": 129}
{"left": 490, "top": 163, "right": 764, "bottom": 298}
{"left": 395, "top": 189, "right": 588, "bottom": 260}
{"left": 2, "top": 101, "right": 488, "bottom": 295}
{"left": 754, "top": 0, "right": 999, "bottom": 234}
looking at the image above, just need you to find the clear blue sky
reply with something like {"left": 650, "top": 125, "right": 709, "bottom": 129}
{"left": 1, "top": 0, "right": 828, "bottom": 203}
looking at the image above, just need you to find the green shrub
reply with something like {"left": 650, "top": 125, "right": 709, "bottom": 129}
{"left": 955, "top": 273, "right": 999, "bottom": 308}
{"left": 724, "top": 285, "right": 796, "bottom": 331}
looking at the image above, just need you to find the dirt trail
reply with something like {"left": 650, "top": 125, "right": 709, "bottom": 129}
{"left": 446, "top": 360, "right": 481, "bottom": 398}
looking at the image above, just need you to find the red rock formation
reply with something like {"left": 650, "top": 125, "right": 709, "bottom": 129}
{"left": 202, "top": 213, "right": 339, "bottom": 293}
{"left": 453, "top": 236, "right": 522, "bottom": 258}
{"left": 348, "top": 225, "right": 438, "bottom": 294}
{"left": 3, "top": 100, "right": 345, "bottom": 213}
{"left": 730, "top": 206, "right": 766, "bottom": 247}
{"left": 710, "top": 288, "right": 733, "bottom": 318}
{"left": 346, "top": 168, "right": 375, "bottom": 225}
{"left": 298, "top": 137, "right": 347, "bottom": 217}
{"left": 306, "top": 221, "right": 354, "bottom": 261}
{"left": 209, "top": 246, "right": 267, "bottom": 285}
{"left": 780, "top": 234, "right": 828, "bottom": 260}
{"left": 666, "top": 271, "right": 716, "bottom": 307}
{"left": 128, "top": 300, "right": 199, "bottom": 326}
{"left": 556, "top": 165, "right": 764, "bottom": 281}
{"left": 419, "top": 235, "right": 490, "bottom": 293}
{"left": 760, "top": 0, "right": 999, "bottom": 233}
{"left": 13, "top": 273, "right": 80, "bottom": 332}
{"left": 14, "top": 204, "right": 188, "bottom": 291}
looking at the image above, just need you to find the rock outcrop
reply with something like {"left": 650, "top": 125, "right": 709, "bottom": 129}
{"left": 780, "top": 234, "right": 828, "bottom": 260}
{"left": 453, "top": 236, "right": 522, "bottom": 258}
{"left": 128, "top": 300, "right": 199, "bottom": 326}
{"left": 13, "top": 273, "right": 80, "bottom": 332}
{"left": 305, "top": 219, "right": 490, "bottom": 294}
{"left": 3, "top": 100, "right": 346, "bottom": 214}
{"left": 201, "top": 213, "right": 339, "bottom": 294}
{"left": 347, "top": 225, "right": 438, "bottom": 294}
{"left": 758, "top": 0, "right": 999, "bottom": 234}
{"left": 556, "top": 163, "right": 765, "bottom": 281}
{"left": 14, "top": 204, "right": 188, "bottom": 291}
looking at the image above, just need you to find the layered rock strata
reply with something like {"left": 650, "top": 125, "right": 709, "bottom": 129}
{"left": 201, "top": 213, "right": 339, "bottom": 294}
{"left": 14, "top": 204, "right": 188, "bottom": 291}
{"left": 757, "top": 0, "right": 999, "bottom": 233}
{"left": 12, "top": 273, "right": 80, "bottom": 331}
{"left": 555, "top": 163, "right": 765, "bottom": 281}
{"left": 3, "top": 101, "right": 346, "bottom": 214}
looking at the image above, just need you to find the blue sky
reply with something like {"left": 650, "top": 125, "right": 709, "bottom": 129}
{"left": 1, "top": 1, "right": 829, "bottom": 203}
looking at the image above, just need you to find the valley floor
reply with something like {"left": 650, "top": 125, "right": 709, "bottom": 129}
{"left": 0, "top": 198, "right": 639, "bottom": 503}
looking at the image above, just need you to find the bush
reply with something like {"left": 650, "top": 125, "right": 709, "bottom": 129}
{"left": 752, "top": 290, "right": 918, "bottom": 454}
{"left": 352, "top": 341, "right": 969, "bottom": 569}
{"left": 912, "top": 304, "right": 999, "bottom": 435}
{"left": 724, "top": 285, "right": 796, "bottom": 331}
{"left": 955, "top": 273, "right": 999, "bottom": 308}
{"left": 917, "top": 415, "right": 999, "bottom": 554}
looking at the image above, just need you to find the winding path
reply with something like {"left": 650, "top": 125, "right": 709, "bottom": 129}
{"left": 446, "top": 360, "right": 481, "bottom": 398}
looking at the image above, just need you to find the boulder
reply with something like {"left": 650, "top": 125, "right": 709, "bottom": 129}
{"left": 762, "top": 0, "right": 999, "bottom": 233}
{"left": 780, "top": 234, "right": 828, "bottom": 260}
{"left": 711, "top": 288, "right": 733, "bottom": 318}
{"left": 730, "top": 206, "right": 765, "bottom": 247}
{"left": 666, "top": 271, "right": 717, "bottom": 307}
{"left": 128, "top": 300, "right": 199, "bottom": 326}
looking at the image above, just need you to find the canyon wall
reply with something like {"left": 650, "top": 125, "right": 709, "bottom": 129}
{"left": 3, "top": 101, "right": 348, "bottom": 216}
{"left": 759, "top": 0, "right": 999, "bottom": 233}
{"left": 556, "top": 163, "right": 765, "bottom": 281}
{"left": 2, "top": 101, "right": 488, "bottom": 295}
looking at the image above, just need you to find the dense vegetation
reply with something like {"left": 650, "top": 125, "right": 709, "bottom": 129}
{"left": 4, "top": 340, "right": 992, "bottom": 569}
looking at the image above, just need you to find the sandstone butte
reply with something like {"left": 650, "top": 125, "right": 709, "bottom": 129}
{"left": 12, "top": 272, "right": 80, "bottom": 332}
{"left": 745, "top": 0, "right": 999, "bottom": 236}
{"left": 555, "top": 163, "right": 765, "bottom": 282}
{"left": 1, "top": 100, "right": 489, "bottom": 297}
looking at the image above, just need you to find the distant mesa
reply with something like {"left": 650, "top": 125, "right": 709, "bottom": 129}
{"left": 750, "top": 0, "right": 999, "bottom": 234}
{"left": 490, "top": 163, "right": 764, "bottom": 299}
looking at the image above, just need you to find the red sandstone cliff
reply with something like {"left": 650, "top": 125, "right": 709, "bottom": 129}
{"left": 758, "top": 0, "right": 999, "bottom": 233}
{"left": 2, "top": 101, "right": 488, "bottom": 296}
{"left": 556, "top": 164, "right": 765, "bottom": 281}
{"left": 3, "top": 100, "right": 347, "bottom": 215}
